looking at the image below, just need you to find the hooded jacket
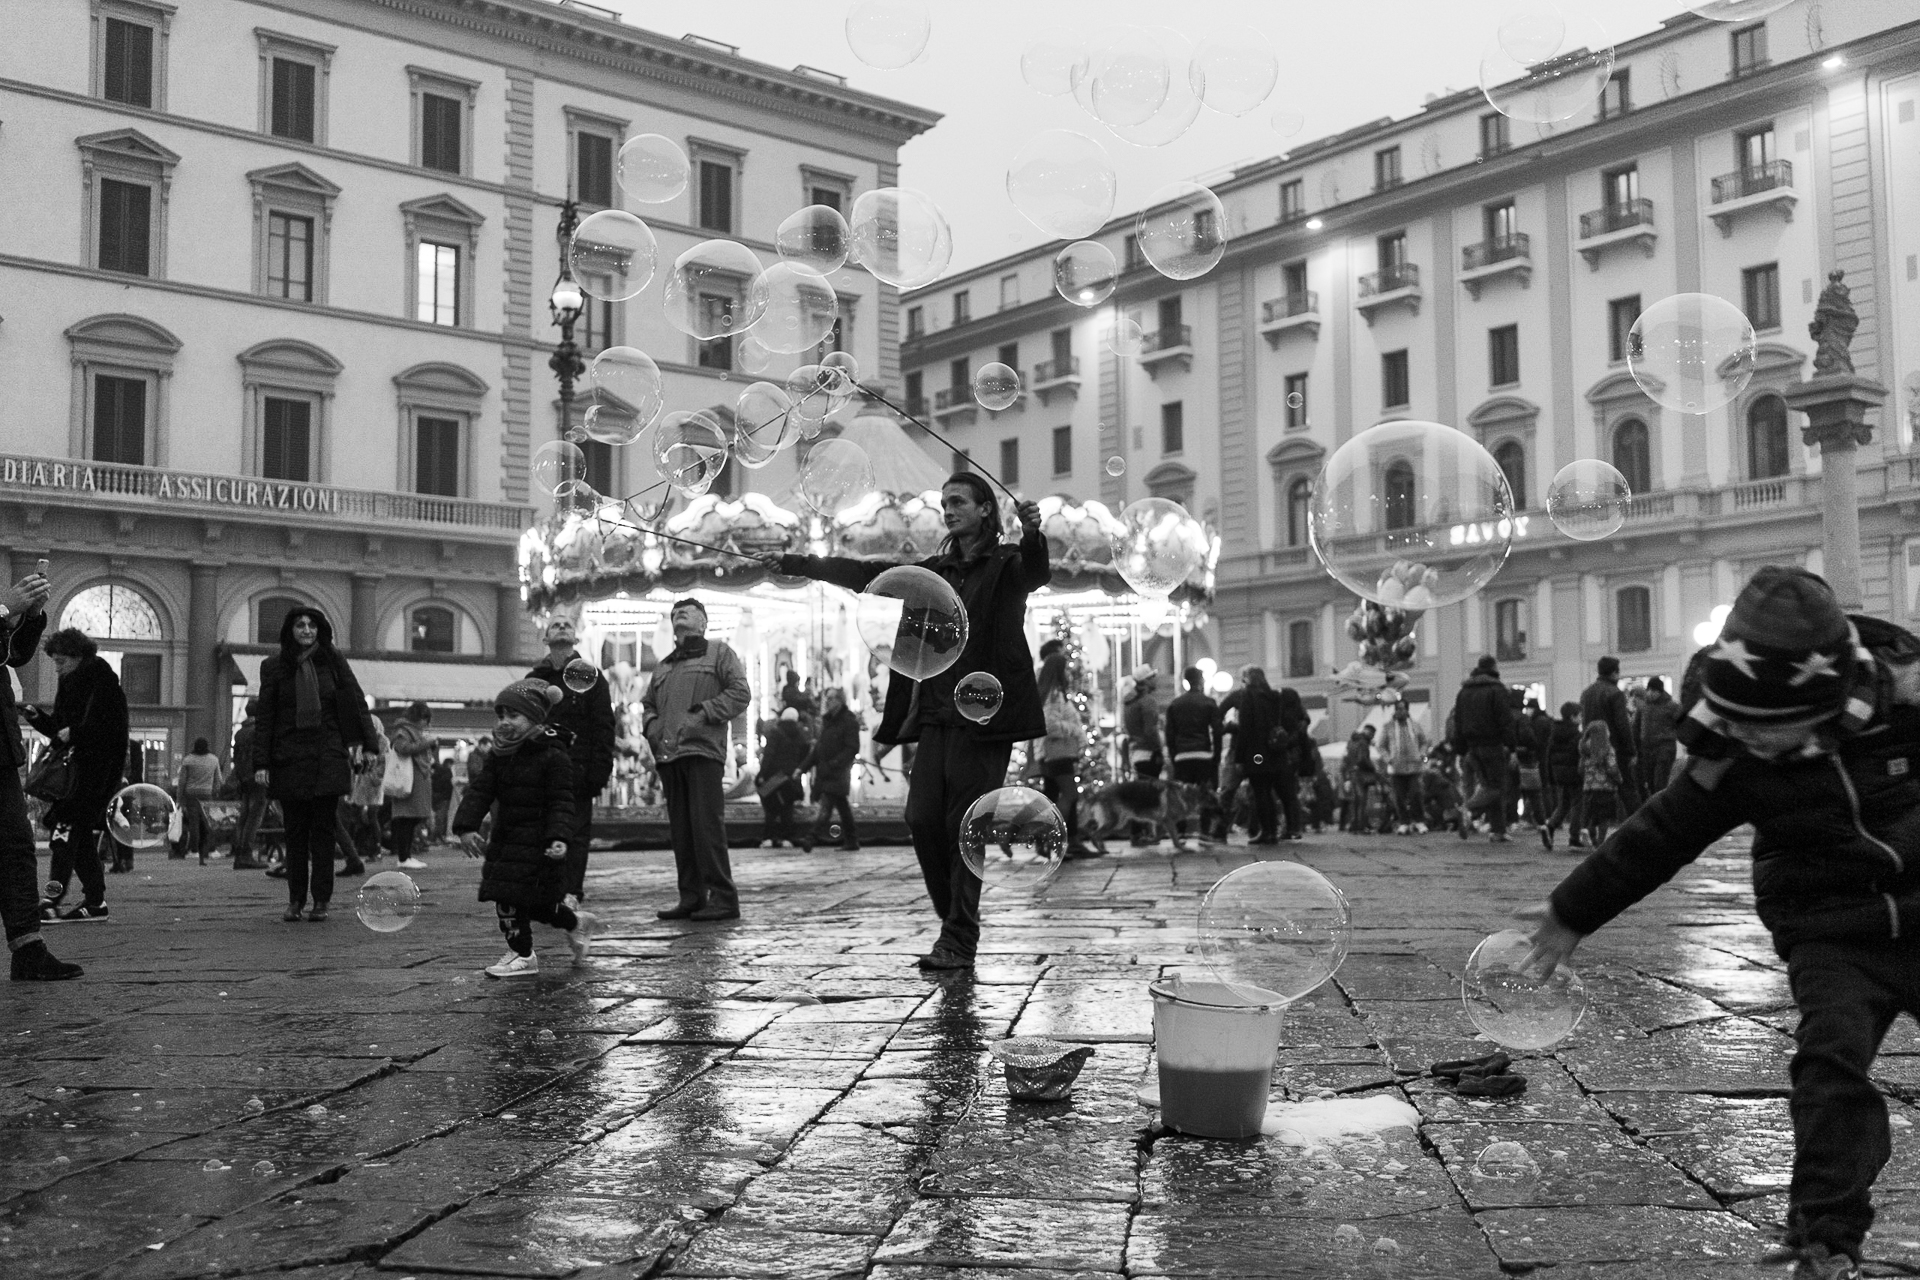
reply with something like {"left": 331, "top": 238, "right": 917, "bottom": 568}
{"left": 451, "top": 726, "right": 576, "bottom": 908}
{"left": 527, "top": 650, "right": 617, "bottom": 796}
{"left": 1638, "top": 689, "right": 1682, "bottom": 753}
{"left": 1451, "top": 671, "right": 1516, "bottom": 748}
{"left": 1123, "top": 683, "right": 1163, "bottom": 757}
{"left": 23, "top": 652, "right": 128, "bottom": 822}
{"left": 254, "top": 608, "right": 377, "bottom": 800}
{"left": 1546, "top": 717, "right": 1583, "bottom": 788}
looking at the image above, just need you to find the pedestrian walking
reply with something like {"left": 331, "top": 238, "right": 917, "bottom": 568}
{"left": 1034, "top": 651, "right": 1089, "bottom": 856}
{"left": 1450, "top": 654, "right": 1516, "bottom": 842}
{"left": 756, "top": 708, "right": 809, "bottom": 848}
{"left": 1341, "top": 725, "right": 1382, "bottom": 833}
{"left": 1164, "top": 666, "right": 1218, "bottom": 788}
{"left": 1637, "top": 675, "right": 1681, "bottom": 798}
{"left": 385, "top": 702, "right": 437, "bottom": 868}
{"left": 254, "top": 606, "right": 377, "bottom": 923}
{"left": 1230, "top": 667, "right": 1290, "bottom": 844}
{"left": 1122, "top": 665, "right": 1163, "bottom": 779}
{"left": 527, "top": 618, "right": 616, "bottom": 908}
{"left": 1576, "top": 715, "right": 1621, "bottom": 847}
{"left": 642, "top": 598, "right": 752, "bottom": 922}
{"left": 1539, "top": 701, "right": 1584, "bottom": 850}
{"left": 173, "top": 738, "right": 225, "bottom": 863}
{"left": 25, "top": 627, "right": 127, "bottom": 920}
{"left": 1580, "top": 656, "right": 1640, "bottom": 812}
{"left": 430, "top": 756, "right": 454, "bottom": 844}
{"left": 774, "top": 474, "right": 1051, "bottom": 970}
{"left": 1376, "top": 700, "right": 1429, "bottom": 832}
{"left": 1, "top": 566, "right": 83, "bottom": 980}
{"left": 798, "top": 688, "right": 862, "bottom": 852}
{"left": 229, "top": 699, "right": 269, "bottom": 870}
{"left": 454, "top": 679, "right": 593, "bottom": 979}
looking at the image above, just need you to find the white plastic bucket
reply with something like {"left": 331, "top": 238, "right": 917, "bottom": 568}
{"left": 1149, "top": 979, "right": 1286, "bottom": 1139}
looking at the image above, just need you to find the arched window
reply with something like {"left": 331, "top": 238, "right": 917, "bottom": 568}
{"left": 61, "top": 584, "right": 163, "bottom": 641}
{"left": 1748, "top": 395, "right": 1790, "bottom": 479}
{"left": 1383, "top": 460, "right": 1416, "bottom": 530}
{"left": 1286, "top": 477, "right": 1312, "bottom": 547}
{"left": 410, "top": 605, "right": 456, "bottom": 654}
{"left": 1493, "top": 440, "right": 1527, "bottom": 510}
{"left": 256, "top": 595, "right": 306, "bottom": 645}
{"left": 1616, "top": 585, "right": 1652, "bottom": 653}
{"left": 1612, "top": 418, "right": 1651, "bottom": 494}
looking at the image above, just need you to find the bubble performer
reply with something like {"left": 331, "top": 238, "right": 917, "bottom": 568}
{"left": 770, "top": 474, "right": 1050, "bottom": 970}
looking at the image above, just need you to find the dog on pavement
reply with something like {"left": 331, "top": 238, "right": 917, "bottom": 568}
{"left": 1081, "top": 778, "right": 1220, "bottom": 852}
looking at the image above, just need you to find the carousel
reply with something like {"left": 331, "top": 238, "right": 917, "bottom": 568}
{"left": 516, "top": 413, "right": 1220, "bottom": 830}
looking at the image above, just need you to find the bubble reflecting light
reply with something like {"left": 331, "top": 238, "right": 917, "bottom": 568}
{"left": 1135, "top": 182, "right": 1225, "bottom": 281}
{"left": 586, "top": 347, "right": 664, "bottom": 431}
{"left": 355, "top": 871, "right": 420, "bottom": 933}
{"left": 954, "top": 671, "right": 1006, "bottom": 724}
{"left": 107, "top": 784, "right": 175, "bottom": 850}
{"left": 749, "top": 262, "right": 839, "bottom": 355}
{"left": 567, "top": 211, "right": 657, "bottom": 302}
{"left": 1192, "top": 26, "right": 1277, "bottom": 117}
{"left": 1479, "top": 8, "right": 1615, "bottom": 125}
{"left": 855, "top": 565, "right": 968, "bottom": 680}
{"left": 662, "top": 241, "right": 766, "bottom": 341}
{"left": 1111, "top": 496, "right": 1207, "bottom": 598}
{"left": 1198, "top": 861, "right": 1353, "bottom": 1002}
{"left": 1461, "top": 929, "right": 1588, "bottom": 1050}
{"left": 1088, "top": 28, "right": 1170, "bottom": 129}
{"left": 532, "top": 440, "right": 587, "bottom": 499}
{"left": 798, "top": 438, "right": 876, "bottom": 517}
{"left": 974, "top": 362, "right": 1021, "bottom": 412}
{"left": 1006, "top": 129, "right": 1116, "bottom": 240}
{"left": 1628, "top": 292, "right": 1759, "bottom": 414}
{"left": 849, "top": 187, "right": 952, "bottom": 289}
{"left": 652, "top": 411, "right": 729, "bottom": 497}
{"left": 1547, "top": 459, "right": 1632, "bottom": 542}
{"left": 958, "top": 785, "right": 1067, "bottom": 892}
{"left": 1107, "top": 317, "right": 1145, "bottom": 357}
{"left": 775, "top": 205, "right": 852, "bottom": 274}
{"left": 1054, "top": 240, "right": 1118, "bottom": 307}
{"left": 1687, "top": 0, "right": 1794, "bottom": 19}
{"left": 1022, "top": 28, "right": 1088, "bottom": 96}
{"left": 616, "top": 134, "right": 690, "bottom": 204}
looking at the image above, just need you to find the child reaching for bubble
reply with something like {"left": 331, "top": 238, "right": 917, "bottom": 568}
{"left": 453, "top": 680, "right": 595, "bottom": 979}
{"left": 1520, "top": 567, "right": 1920, "bottom": 1280}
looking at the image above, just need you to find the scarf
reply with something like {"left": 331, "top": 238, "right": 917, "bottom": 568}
{"left": 292, "top": 646, "right": 323, "bottom": 730}
{"left": 667, "top": 635, "right": 709, "bottom": 664}
{"left": 490, "top": 722, "right": 531, "bottom": 756}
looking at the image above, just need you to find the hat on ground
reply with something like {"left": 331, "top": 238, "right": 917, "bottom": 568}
{"left": 1701, "top": 565, "right": 1852, "bottom": 724}
{"left": 1131, "top": 664, "right": 1156, "bottom": 684}
{"left": 779, "top": 707, "right": 800, "bottom": 722}
{"left": 542, "top": 617, "right": 578, "bottom": 643}
{"left": 496, "top": 679, "right": 565, "bottom": 724}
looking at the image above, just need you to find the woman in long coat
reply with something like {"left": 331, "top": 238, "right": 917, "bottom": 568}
{"left": 386, "top": 702, "right": 438, "bottom": 868}
{"left": 25, "top": 627, "right": 128, "bottom": 916}
{"left": 253, "top": 606, "right": 376, "bottom": 921}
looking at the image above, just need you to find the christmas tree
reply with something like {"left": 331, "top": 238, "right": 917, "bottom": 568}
{"left": 1050, "top": 609, "right": 1115, "bottom": 791}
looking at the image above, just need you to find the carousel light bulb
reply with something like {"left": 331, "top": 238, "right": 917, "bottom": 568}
{"left": 1208, "top": 671, "right": 1234, "bottom": 694}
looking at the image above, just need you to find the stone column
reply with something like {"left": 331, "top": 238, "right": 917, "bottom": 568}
{"left": 350, "top": 574, "right": 382, "bottom": 653}
{"left": 496, "top": 583, "right": 524, "bottom": 663}
{"left": 1784, "top": 375, "right": 1888, "bottom": 611}
{"left": 186, "top": 561, "right": 223, "bottom": 754}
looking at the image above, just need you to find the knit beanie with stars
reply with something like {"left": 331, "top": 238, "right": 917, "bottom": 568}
{"left": 1700, "top": 566, "right": 1852, "bottom": 724}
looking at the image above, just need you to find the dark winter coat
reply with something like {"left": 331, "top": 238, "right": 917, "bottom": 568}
{"left": 0, "top": 610, "right": 47, "bottom": 769}
{"left": 254, "top": 610, "right": 377, "bottom": 801}
{"left": 758, "top": 720, "right": 810, "bottom": 796}
{"left": 451, "top": 727, "right": 576, "bottom": 909}
{"left": 1232, "top": 686, "right": 1287, "bottom": 774}
{"left": 23, "top": 653, "right": 128, "bottom": 824}
{"left": 1580, "top": 677, "right": 1637, "bottom": 766}
{"left": 1527, "top": 709, "right": 1554, "bottom": 766}
{"left": 801, "top": 706, "right": 861, "bottom": 796}
{"left": 1164, "top": 691, "right": 1218, "bottom": 760}
{"left": 777, "top": 523, "right": 1051, "bottom": 745}
{"left": 232, "top": 717, "right": 259, "bottom": 779}
{"left": 528, "top": 651, "right": 617, "bottom": 797}
{"left": 431, "top": 760, "right": 454, "bottom": 806}
{"left": 1545, "top": 718, "right": 1583, "bottom": 788}
{"left": 1637, "top": 690, "right": 1682, "bottom": 753}
{"left": 1451, "top": 672, "right": 1516, "bottom": 748}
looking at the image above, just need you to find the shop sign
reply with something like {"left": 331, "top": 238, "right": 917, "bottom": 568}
{"left": 0, "top": 457, "right": 343, "bottom": 515}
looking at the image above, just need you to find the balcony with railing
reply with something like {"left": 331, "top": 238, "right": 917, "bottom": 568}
{"left": 1030, "top": 355, "right": 1082, "bottom": 405}
{"left": 1258, "top": 290, "right": 1321, "bottom": 345}
{"left": 906, "top": 396, "right": 929, "bottom": 419}
{"left": 1459, "top": 232, "right": 1532, "bottom": 298}
{"left": 1355, "top": 262, "right": 1421, "bottom": 324}
{"left": 1576, "top": 198, "right": 1657, "bottom": 268}
{"left": 1708, "top": 160, "right": 1797, "bottom": 236}
{"left": 932, "top": 384, "right": 977, "bottom": 422}
{"left": 1138, "top": 323, "right": 1194, "bottom": 377}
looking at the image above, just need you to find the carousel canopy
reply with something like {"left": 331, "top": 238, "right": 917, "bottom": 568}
{"left": 834, "top": 414, "right": 949, "bottom": 496}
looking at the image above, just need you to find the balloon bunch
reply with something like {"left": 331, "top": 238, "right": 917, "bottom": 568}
{"left": 1332, "top": 599, "right": 1422, "bottom": 705}
{"left": 1374, "top": 559, "right": 1440, "bottom": 610}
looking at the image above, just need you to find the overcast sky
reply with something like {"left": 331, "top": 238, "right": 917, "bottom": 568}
{"left": 608, "top": 0, "right": 1686, "bottom": 273}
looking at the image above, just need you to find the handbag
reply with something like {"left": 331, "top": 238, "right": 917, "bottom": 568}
{"left": 25, "top": 745, "right": 76, "bottom": 803}
{"left": 381, "top": 748, "right": 415, "bottom": 800}
{"left": 754, "top": 771, "right": 790, "bottom": 800}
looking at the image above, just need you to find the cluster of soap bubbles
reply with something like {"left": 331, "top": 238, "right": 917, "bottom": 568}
{"left": 1198, "top": 860, "right": 1352, "bottom": 1002}
{"left": 958, "top": 785, "right": 1068, "bottom": 892}
{"left": 1019, "top": 22, "right": 1278, "bottom": 148}
{"left": 1461, "top": 929, "right": 1588, "bottom": 1050}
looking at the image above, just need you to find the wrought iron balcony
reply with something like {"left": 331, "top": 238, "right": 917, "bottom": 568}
{"left": 1712, "top": 160, "right": 1792, "bottom": 203}
{"left": 1139, "top": 324, "right": 1192, "bottom": 355}
{"left": 1462, "top": 233, "right": 1530, "bottom": 271}
{"left": 1357, "top": 263, "right": 1420, "bottom": 297}
{"left": 1261, "top": 292, "right": 1319, "bottom": 323}
{"left": 1579, "top": 198, "right": 1654, "bottom": 239}
{"left": 1033, "top": 356, "right": 1080, "bottom": 384}
{"left": 933, "top": 385, "right": 975, "bottom": 412}
{"left": 905, "top": 396, "right": 928, "bottom": 419}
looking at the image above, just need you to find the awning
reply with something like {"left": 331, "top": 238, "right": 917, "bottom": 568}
{"left": 227, "top": 653, "right": 525, "bottom": 704}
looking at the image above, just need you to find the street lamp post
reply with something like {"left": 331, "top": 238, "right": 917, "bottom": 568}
{"left": 549, "top": 199, "right": 587, "bottom": 504}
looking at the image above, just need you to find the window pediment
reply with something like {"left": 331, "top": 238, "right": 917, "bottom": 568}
{"left": 66, "top": 313, "right": 182, "bottom": 360}
{"left": 394, "top": 362, "right": 488, "bottom": 398}
{"left": 246, "top": 162, "right": 340, "bottom": 200}
{"left": 1266, "top": 436, "right": 1325, "bottom": 472}
{"left": 399, "top": 193, "right": 485, "bottom": 228}
{"left": 75, "top": 128, "right": 181, "bottom": 170}
{"left": 1731, "top": 341, "right": 1806, "bottom": 380}
{"left": 1466, "top": 394, "right": 1540, "bottom": 430}
{"left": 238, "top": 339, "right": 342, "bottom": 379}
{"left": 1586, "top": 369, "right": 1661, "bottom": 406}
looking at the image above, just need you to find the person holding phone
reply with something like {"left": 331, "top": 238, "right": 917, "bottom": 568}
{"left": 1, "top": 565, "right": 83, "bottom": 979}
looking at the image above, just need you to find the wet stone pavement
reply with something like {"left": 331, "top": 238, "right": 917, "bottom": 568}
{"left": 4, "top": 829, "right": 1919, "bottom": 1278}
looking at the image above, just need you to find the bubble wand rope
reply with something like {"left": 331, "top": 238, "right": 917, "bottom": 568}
{"left": 858, "top": 385, "right": 1021, "bottom": 503}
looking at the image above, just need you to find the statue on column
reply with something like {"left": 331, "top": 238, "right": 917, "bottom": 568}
{"left": 1808, "top": 269, "right": 1858, "bottom": 378}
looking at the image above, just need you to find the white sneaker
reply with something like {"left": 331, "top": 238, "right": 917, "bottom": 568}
{"left": 397, "top": 857, "right": 429, "bottom": 870}
{"left": 562, "top": 893, "right": 581, "bottom": 912}
{"left": 484, "top": 950, "right": 538, "bottom": 979}
{"left": 567, "top": 911, "right": 596, "bottom": 965}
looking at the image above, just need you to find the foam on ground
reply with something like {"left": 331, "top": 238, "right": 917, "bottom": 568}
{"left": 1260, "top": 1095, "right": 1420, "bottom": 1143}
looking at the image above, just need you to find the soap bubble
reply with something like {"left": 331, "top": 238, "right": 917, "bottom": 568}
{"left": 1472, "top": 1139, "right": 1541, "bottom": 1181}
{"left": 354, "top": 871, "right": 420, "bottom": 934}
{"left": 953, "top": 671, "right": 1005, "bottom": 724}
{"left": 1111, "top": 496, "right": 1208, "bottom": 598}
{"left": 1022, "top": 28, "right": 1088, "bottom": 96}
{"left": 242, "top": 1097, "right": 265, "bottom": 1115}
{"left": 106, "top": 784, "right": 175, "bottom": 849}
{"left": 587, "top": 347, "right": 664, "bottom": 431}
{"left": 855, "top": 565, "right": 968, "bottom": 680}
{"left": 1497, "top": 5, "right": 1567, "bottom": 64}
{"left": 201, "top": 1159, "right": 229, "bottom": 1173}
{"left": 974, "top": 363, "right": 1022, "bottom": 412}
{"left": 663, "top": 241, "right": 767, "bottom": 341}
{"left": 617, "top": 134, "right": 689, "bottom": 204}
{"left": 1105, "top": 456, "right": 1126, "bottom": 477}
{"left": 1286, "top": 390, "right": 1305, "bottom": 411}
{"left": 844, "top": 0, "right": 930, "bottom": 69}
{"left": 581, "top": 404, "right": 645, "bottom": 447}
{"left": 304, "top": 1104, "right": 328, "bottom": 1119}
{"left": 568, "top": 211, "right": 657, "bottom": 302}
{"left": 1462, "top": 929, "right": 1589, "bottom": 1050}
{"left": 1006, "top": 129, "right": 1116, "bottom": 240}
{"left": 798, "top": 438, "right": 876, "bottom": 517}
{"left": 734, "top": 381, "right": 798, "bottom": 467}
{"left": 1480, "top": 9, "right": 1615, "bottom": 125}
{"left": 849, "top": 187, "right": 952, "bottom": 289}
{"left": 1098, "top": 30, "right": 1206, "bottom": 148}
{"left": 775, "top": 205, "right": 852, "bottom": 274}
{"left": 784, "top": 366, "right": 838, "bottom": 425}
{"left": 1192, "top": 26, "right": 1277, "bottom": 117}
{"left": 1547, "top": 459, "right": 1631, "bottom": 541}
{"left": 1088, "top": 28, "right": 1170, "bottom": 128}
{"left": 252, "top": 1160, "right": 278, "bottom": 1177}
{"left": 1198, "top": 860, "right": 1353, "bottom": 1002}
{"left": 1054, "top": 240, "right": 1118, "bottom": 307}
{"left": 958, "top": 786, "right": 1067, "bottom": 892}
{"left": 1107, "top": 316, "right": 1145, "bottom": 357}
{"left": 749, "top": 262, "right": 839, "bottom": 355}
{"left": 1371, "top": 1237, "right": 1403, "bottom": 1260}
{"left": 1308, "top": 420, "right": 1515, "bottom": 611}
{"left": 564, "top": 426, "right": 588, "bottom": 444}
{"left": 1270, "top": 107, "right": 1306, "bottom": 139}
{"left": 1135, "top": 182, "right": 1225, "bottom": 281}
{"left": 737, "top": 335, "right": 773, "bottom": 375}
{"left": 531, "top": 440, "right": 587, "bottom": 499}
{"left": 1628, "top": 292, "right": 1759, "bottom": 414}
{"left": 564, "top": 657, "right": 599, "bottom": 694}
{"left": 1687, "top": 0, "right": 1793, "bottom": 19}
{"left": 1332, "top": 1224, "right": 1363, "bottom": 1253}
{"left": 820, "top": 350, "right": 860, "bottom": 382}
{"left": 652, "top": 411, "right": 729, "bottom": 496}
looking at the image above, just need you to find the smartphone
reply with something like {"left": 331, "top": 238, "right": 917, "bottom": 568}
{"left": 34, "top": 558, "right": 49, "bottom": 579}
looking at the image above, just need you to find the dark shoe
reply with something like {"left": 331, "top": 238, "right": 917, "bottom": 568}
{"left": 918, "top": 946, "right": 974, "bottom": 971}
{"left": 107, "top": 862, "right": 129, "bottom": 874}
{"left": 1539, "top": 824, "right": 1554, "bottom": 851}
{"left": 689, "top": 905, "right": 741, "bottom": 922}
{"left": 57, "top": 904, "right": 109, "bottom": 922}
{"left": 1760, "top": 1243, "right": 1859, "bottom": 1280}
{"left": 282, "top": 906, "right": 304, "bottom": 922}
{"left": 232, "top": 857, "right": 268, "bottom": 870}
{"left": 10, "top": 940, "right": 82, "bottom": 981}
{"left": 306, "top": 906, "right": 329, "bottom": 922}
{"left": 839, "top": 843, "right": 861, "bottom": 851}
{"left": 1286, "top": 832, "right": 1305, "bottom": 841}
{"left": 1489, "top": 832, "right": 1510, "bottom": 844}
{"left": 342, "top": 861, "right": 365, "bottom": 877}
{"left": 655, "top": 904, "right": 698, "bottom": 920}
{"left": 265, "top": 865, "right": 288, "bottom": 879}
{"left": 797, "top": 841, "right": 814, "bottom": 853}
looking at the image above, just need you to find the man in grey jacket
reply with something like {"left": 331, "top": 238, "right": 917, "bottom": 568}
{"left": 642, "top": 598, "right": 752, "bottom": 921}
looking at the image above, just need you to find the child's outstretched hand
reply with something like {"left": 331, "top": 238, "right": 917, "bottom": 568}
{"left": 1514, "top": 902, "right": 1582, "bottom": 979}
{"left": 460, "top": 832, "right": 485, "bottom": 859}
{"left": 544, "top": 840, "right": 567, "bottom": 861}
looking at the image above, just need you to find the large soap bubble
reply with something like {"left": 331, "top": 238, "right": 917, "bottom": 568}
{"left": 974, "top": 363, "right": 1021, "bottom": 413}
{"left": 1091, "top": 28, "right": 1205, "bottom": 149}
{"left": 798, "top": 438, "right": 876, "bottom": 517}
{"left": 586, "top": 347, "right": 664, "bottom": 431}
{"left": 958, "top": 786, "right": 1067, "bottom": 892}
{"left": 107, "top": 783, "right": 175, "bottom": 850}
{"left": 1479, "top": 7, "right": 1615, "bottom": 125}
{"left": 1006, "top": 129, "right": 1116, "bottom": 240}
{"left": 616, "top": 134, "right": 689, "bottom": 204}
{"left": 820, "top": 350, "right": 860, "bottom": 382}
{"left": 567, "top": 211, "right": 657, "bottom": 302}
{"left": 1107, "top": 316, "right": 1145, "bottom": 357}
{"left": 749, "top": 263, "right": 839, "bottom": 356}
{"left": 1461, "top": 929, "right": 1588, "bottom": 1050}
{"left": 1308, "top": 421, "right": 1515, "bottom": 611}
{"left": 582, "top": 404, "right": 645, "bottom": 447}
{"left": 663, "top": 241, "right": 767, "bottom": 341}
{"left": 844, "top": 0, "right": 930, "bottom": 69}
{"left": 1089, "top": 28, "right": 1170, "bottom": 129}
{"left": 1628, "top": 292, "right": 1758, "bottom": 415}
{"left": 1686, "top": 0, "right": 1793, "bottom": 19}
{"left": 731, "top": 383, "right": 800, "bottom": 469}
{"left": 1192, "top": 26, "right": 1277, "bottom": 117}
{"left": 954, "top": 671, "right": 1005, "bottom": 724}
{"left": 1547, "top": 459, "right": 1631, "bottom": 542}
{"left": 775, "top": 205, "right": 852, "bottom": 274}
{"left": 849, "top": 187, "right": 952, "bottom": 289}
{"left": 652, "top": 411, "right": 729, "bottom": 496}
{"left": 531, "top": 440, "right": 587, "bottom": 499}
{"left": 738, "top": 335, "right": 773, "bottom": 375}
{"left": 355, "top": 871, "right": 420, "bottom": 934}
{"left": 1055, "top": 240, "right": 1117, "bottom": 307}
{"left": 1135, "top": 182, "right": 1225, "bottom": 281}
{"left": 1198, "top": 860, "right": 1353, "bottom": 1002}
{"left": 855, "top": 565, "right": 968, "bottom": 681}
{"left": 1022, "top": 28, "right": 1088, "bottom": 96}
{"left": 1111, "top": 496, "right": 1207, "bottom": 598}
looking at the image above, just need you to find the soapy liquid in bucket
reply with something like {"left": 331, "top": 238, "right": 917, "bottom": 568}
{"left": 1150, "top": 979, "right": 1285, "bottom": 1140}
{"left": 1157, "top": 1065, "right": 1271, "bottom": 1139}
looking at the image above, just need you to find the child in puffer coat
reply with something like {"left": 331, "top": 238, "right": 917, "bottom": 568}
{"left": 1577, "top": 716, "right": 1621, "bottom": 847}
{"left": 454, "top": 680, "right": 593, "bottom": 979}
